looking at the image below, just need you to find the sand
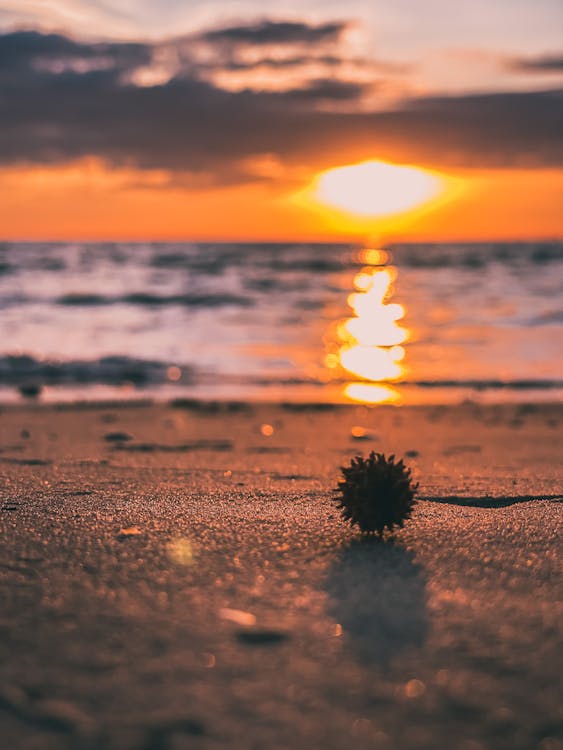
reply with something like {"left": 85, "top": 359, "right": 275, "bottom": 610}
{"left": 0, "top": 401, "right": 561, "bottom": 750}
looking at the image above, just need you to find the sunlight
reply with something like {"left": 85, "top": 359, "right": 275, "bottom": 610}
{"left": 314, "top": 160, "right": 443, "bottom": 218}
{"left": 324, "top": 252, "right": 411, "bottom": 404}
{"left": 338, "top": 266, "right": 410, "bottom": 365}
{"left": 344, "top": 382, "right": 401, "bottom": 405}
{"left": 340, "top": 344, "right": 405, "bottom": 381}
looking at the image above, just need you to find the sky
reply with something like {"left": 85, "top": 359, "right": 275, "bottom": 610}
{"left": 0, "top": 0, "right": 562, "bottom": 240}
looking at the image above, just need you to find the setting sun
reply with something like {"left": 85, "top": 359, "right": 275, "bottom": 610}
{"left": 314, "top": 160, "right": 444, "bottom": 218}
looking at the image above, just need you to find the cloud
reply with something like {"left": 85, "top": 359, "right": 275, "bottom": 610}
{"left": 0, "top": 28, "right": 562, "bottom": 185}
{"left": 200, "top": 53, "right": 341, "bottom": 73}
{"left": 382, "top": 89, "right": 563, "bottom": 167}
{"left": 277, "top": 78, "right": 369, "bottom": 102}
{"left": 199, "top": 19, "right": 348, "bottom": 47}
{"left": 179, "top": 19, "right": 402, "bottom": 100}
{"left": 0, "top": 30, "right": 150, "bottom": 81}
{"left": 184, "top": 17, "right": 373, "bottom": 96}
{"left": 508, "top": 53, "right": 563, "bottom": 74}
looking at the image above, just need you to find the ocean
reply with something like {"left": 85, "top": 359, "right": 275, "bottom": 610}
{"left": 1, "top": 241, "right": 561, "bottom": 404}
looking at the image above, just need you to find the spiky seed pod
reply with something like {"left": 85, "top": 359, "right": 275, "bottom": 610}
{"left": 335, "top": 452, "right": 418, "bottom": 534}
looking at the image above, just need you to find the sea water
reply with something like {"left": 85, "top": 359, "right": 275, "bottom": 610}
{"left": 0, "top": 241, "right": 561, "bottom": 403}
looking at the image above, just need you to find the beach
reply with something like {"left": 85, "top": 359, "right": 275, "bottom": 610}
{"left": 1, "top": 400, "right": 561, "bottom": 750}
{"left": 2, "top": 2, "right": 563, "bottom": 747}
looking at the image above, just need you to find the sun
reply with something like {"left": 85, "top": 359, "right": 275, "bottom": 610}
{"left": 314, "top": 160, "right": 443, "bottom": 218}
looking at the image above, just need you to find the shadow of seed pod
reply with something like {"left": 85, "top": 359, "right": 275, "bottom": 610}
{"left": 334, "top": 452, "right": 418, "bottom": 534}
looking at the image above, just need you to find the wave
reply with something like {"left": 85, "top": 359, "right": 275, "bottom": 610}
{"left": 407, "top": 379, "right": 563, "bottom": 390}
{"left": 0, "top": 355, "right": 187, "bottom": 386}
{"left": 57, "top": 292, "right": 255, "bottom": 308}
{"left": 0, "top": 242, "right": 561, "bottom": 404}
{"left": 1, "top": 354, "right": 561, "bottom": 392}
{"left": 385, "top": 242, "right": 563, "bottom": 269}
{"left": 3, "top": 241, "right": 561, "bottom": 278}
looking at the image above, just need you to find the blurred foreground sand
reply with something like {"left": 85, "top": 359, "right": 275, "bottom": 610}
{"left": 0, "top": 402, "right": 561, "bottom": 750}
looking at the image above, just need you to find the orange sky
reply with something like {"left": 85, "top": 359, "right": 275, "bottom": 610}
{"left": 1, "top": 14, "right": 562, "bottom": 242}
{"left": 1, "top": 159, "right": 562, "bottom": 241}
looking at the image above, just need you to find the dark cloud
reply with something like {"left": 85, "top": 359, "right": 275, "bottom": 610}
{"left": 197, "top": 52, "right": 406, "bottom": 77}
{"left": 186, "top": 19, "right": 359, "bottom": 82}
{"left": 0, "top": 30, "right": 149, "bottom": 80}
{"left": 200, "top": 20, "right": 347, "bottom": 46}
{"left": 276, "top": 78, "right": 369, "bottom": 103}
{"left": 509, "top": 53, "right": 563, "bottom": 74}
{"left": 379, "top": 89, "right": 563, "bottom": 168}
{"left": 206, "top": 54, "right": 341, "bottom": 72}
{"left": 0, "top": 30, "right": 562, "bottom": 184}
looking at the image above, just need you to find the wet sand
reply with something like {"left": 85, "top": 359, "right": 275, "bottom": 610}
{"left": 0, "top": 401, "right": 562, "bottom": 750}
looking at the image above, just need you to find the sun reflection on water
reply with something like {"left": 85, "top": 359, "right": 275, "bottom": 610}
{"left": 344, "top": 382, "right": 401, "bottom": 404}
{"left": 326, "top": 246, "right": 410, "bottom": 404}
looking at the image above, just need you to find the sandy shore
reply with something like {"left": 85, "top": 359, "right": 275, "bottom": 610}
{"left": 0, "top": 401, "right": 561, "bottom": 750}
